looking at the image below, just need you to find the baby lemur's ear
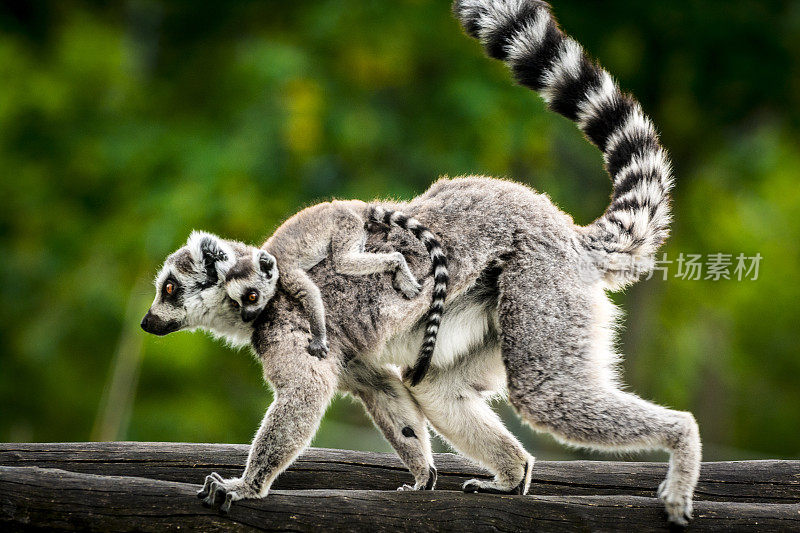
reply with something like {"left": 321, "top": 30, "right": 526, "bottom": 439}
{"left": 187, "top": 231, "right": 235, "bottom": 283}
{"left": 258, "top": 250, "right": 277, "bottom": 279}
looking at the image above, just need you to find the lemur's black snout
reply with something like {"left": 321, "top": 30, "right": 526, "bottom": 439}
{"left": 140, "top": 310, "right": 180, "bottom": 336}
{"left": 241, "top": 308, "right": 259, "bottom": 323}
{"left": 140, "top": 313, "right": 151, "bottom": 331}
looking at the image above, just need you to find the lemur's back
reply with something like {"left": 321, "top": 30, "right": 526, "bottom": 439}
{"left": 389, "top": 176, "right": 584, "bottom": 295}
{"left": 264, "top": 200, "right": 368, "bottom": 269}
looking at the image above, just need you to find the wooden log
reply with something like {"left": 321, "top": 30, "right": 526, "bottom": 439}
{"left": 1, "top": 442, "right": 798, "bottom": 504}
{"left": 2, "top": 466, "right": 799, "bottom": 532}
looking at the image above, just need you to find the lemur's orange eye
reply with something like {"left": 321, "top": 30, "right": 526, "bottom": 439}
{"left": 165, "top": 282, "right": 174, "bottom": 295}
{"left": 247, "top": 291, "right": 258, "bottom": 302}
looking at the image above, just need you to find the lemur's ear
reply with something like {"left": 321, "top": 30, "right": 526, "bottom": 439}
{"left": 257, "top": 250, "right": 276, "bottom": 279}
{"left": 187, "top": 231, "right": 235, "bottom": 283}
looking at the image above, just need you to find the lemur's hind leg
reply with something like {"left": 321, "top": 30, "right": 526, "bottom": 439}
{"left": 412, "top": 344, "right": 533, "bottom": 494}
{"left": 342, "top": 361, "right": 436, "bottom": 490}
{"left": 280, "top": 269, "right": 329, "bottom": 358}
{"left": 497, "top": 262, "right": 701, "bottom": 526}
{"left": 330, "top": 209, "right": 420, "bottom": 298}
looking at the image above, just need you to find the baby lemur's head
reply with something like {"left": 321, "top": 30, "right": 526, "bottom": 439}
{"left": 141, "top": 231, "right": 271, "bottom": 346}
{"left": 223, "top": 249, "right": 279, "bottom": 323}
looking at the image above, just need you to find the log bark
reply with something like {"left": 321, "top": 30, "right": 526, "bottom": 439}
{"left": 2, "top": 465, "right": 799, "bottom": 532}
{"left": 1, "top": 442, "right": 798, "bottom": 503}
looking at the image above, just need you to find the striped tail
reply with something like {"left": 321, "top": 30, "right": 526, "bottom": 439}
{"left": 454, "top": 0, "right": 674, "bottom": 287}
{"left": 370, "top": 206, "right": 448, "bottom": 386}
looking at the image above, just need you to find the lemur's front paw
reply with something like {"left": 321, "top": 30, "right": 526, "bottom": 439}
{"left": 393, "top": 271, "right": 422, "bottom": 299}
{"left": 397, "top": 466, "right": 437, "bottom": 491}
{"left": 197, "top": 472, "right": 251, "bottom": 514}
{"left": 658, "top": 480, "right": 693, "bottom": 527}
{"left": 307, "top": 338, "right": 329, "bottom": 359}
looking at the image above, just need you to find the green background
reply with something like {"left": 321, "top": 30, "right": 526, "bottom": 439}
{"left": 1, "top": 0, "right": 799, "bottom": 461}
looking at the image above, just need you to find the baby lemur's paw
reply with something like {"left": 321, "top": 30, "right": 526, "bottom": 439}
{"left": 197, "top": 472, "right": 255, "bottom": 514}
{"left": 393, "top": 270, "right": 422, "bottom": 299}
{"left": 307, "top": 338, "right": 329, "bottom": 359}
{"left": 658, "top": 480, "right": 693, "bottom": 527}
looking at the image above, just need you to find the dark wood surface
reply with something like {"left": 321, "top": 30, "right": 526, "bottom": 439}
{"left": 2, "top": 442, "right": 798, "bottom": 502}
{"left": 1, "top": 443, "right": 798, "bottom": 531}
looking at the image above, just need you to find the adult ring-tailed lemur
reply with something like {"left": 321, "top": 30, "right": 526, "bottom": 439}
{"left": 142, "top": 0, "right": 700, "bottom": 526}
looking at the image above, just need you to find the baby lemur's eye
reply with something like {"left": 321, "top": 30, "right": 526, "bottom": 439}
{"left": 165, "top": 282, "right": 174, "bottom": 295}
{"left": 247, "top": 290, "right": 259, "bottom": 303}
{"left": 231, "top": 299, "right": 240, "bottom": 310}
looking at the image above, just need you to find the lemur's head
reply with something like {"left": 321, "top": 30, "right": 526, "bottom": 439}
{"left": 223, "top": 249, "right": 279, "bottom": 323}
{"left": 141, "top": 231, "right": 259, "bottom": 346}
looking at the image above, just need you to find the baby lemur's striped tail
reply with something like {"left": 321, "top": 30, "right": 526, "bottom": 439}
{"left": 369, "top": 206, "right": 448, "bottom": 386}
{"left": 454, "top": 0, "right": 674, "bottom": 287}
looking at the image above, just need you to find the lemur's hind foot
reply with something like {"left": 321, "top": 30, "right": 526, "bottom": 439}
{"left": 462, "top": 479, "right": 520, "bottom": 495}
{"left": 462, "top": 459, "right": 533, "bottom": 495}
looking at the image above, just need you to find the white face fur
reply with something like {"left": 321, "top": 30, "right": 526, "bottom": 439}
{"left": 223, "top": 248, "right": 279, "bottom": 324}
{"left": 141, "top": 231, "right": 274, "bottom": 347}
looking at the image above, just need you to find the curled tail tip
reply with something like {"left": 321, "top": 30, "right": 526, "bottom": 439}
{"left": 456, "top": 0, "right": 673, "bottom": 273}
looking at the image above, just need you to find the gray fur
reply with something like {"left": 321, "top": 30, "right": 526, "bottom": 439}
{"left": 145, "top": 0, "right": 700, "bottom": 526}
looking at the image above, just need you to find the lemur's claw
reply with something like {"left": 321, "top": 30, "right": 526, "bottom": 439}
{"left": 425, "top": 466, "right": 437, "bottom": 490}
{"left": 307, "top": 339, "right": 329, "bottom": 359}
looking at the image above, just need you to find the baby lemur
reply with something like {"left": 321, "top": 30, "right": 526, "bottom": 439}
{"left": 224, "top": 201, "right": 448, "bottom": 384}
{"left": 143, "top": 0, "right": 700, "bottom": 526}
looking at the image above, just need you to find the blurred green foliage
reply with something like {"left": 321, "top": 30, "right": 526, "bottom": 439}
{"left": 1, "top": 0, "right": 799, "bottom": 460}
